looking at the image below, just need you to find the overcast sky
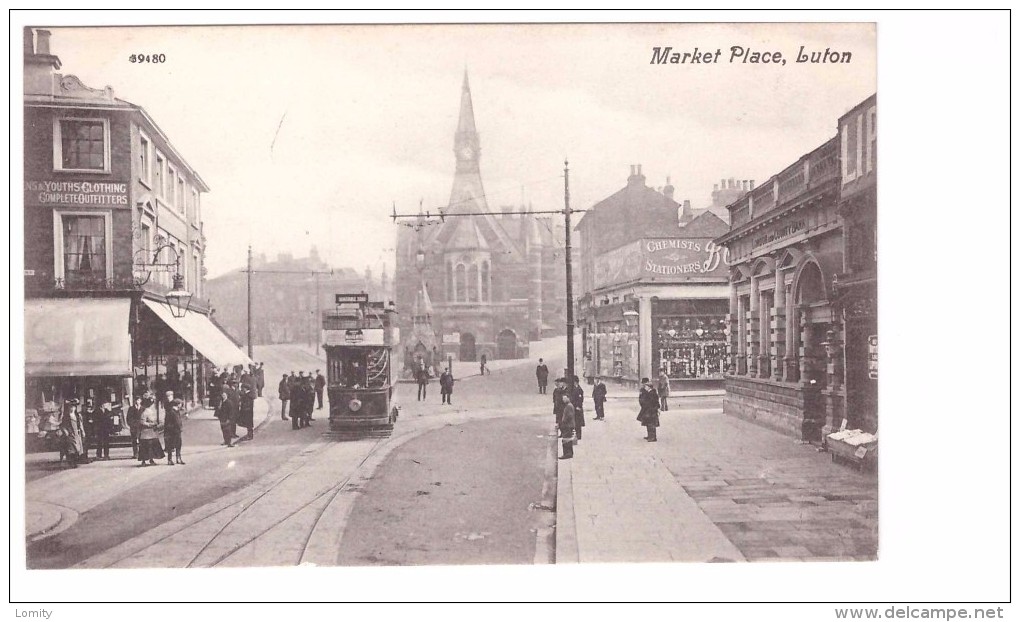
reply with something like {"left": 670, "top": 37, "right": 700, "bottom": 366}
{"left": 39, "top": 22, "right": 875, "bottom": 279}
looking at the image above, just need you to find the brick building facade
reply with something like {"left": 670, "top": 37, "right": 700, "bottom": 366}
{"left": 23, "top": 29, "right": 247, "bottom": 439}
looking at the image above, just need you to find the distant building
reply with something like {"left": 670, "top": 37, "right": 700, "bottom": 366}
{"left": 204, "top": 247, "right": 390, "bottom": 347}
{"left": 23, "top": 28, "right": 245, "bottom": 425}
{"left": 575, "top": 165, "right": 731, "bottom": 387}
{"left": 393, "top": 72, "right": 566, "bottom": 364}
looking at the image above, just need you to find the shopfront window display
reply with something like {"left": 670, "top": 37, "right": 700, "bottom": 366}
{"left": 653, "top": 316, "right": 728, "bottom": 380}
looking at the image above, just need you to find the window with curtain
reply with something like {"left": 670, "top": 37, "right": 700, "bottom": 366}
{"left": 59, "top": 119, "right": 105, "bottom": 170}
{"left": 62, "top": 215, "right": 107, "bottom": 285}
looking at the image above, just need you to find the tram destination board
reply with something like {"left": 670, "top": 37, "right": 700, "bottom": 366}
{"left": 335, "top": 293, "right": 369, "bottom": 304}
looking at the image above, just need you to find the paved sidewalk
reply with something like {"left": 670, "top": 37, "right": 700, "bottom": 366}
{"left": 556, "top": 399, "right": 878, "bottom": 563}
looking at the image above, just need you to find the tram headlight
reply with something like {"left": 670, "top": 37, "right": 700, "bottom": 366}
{"left": 348, "top": 398, "right": 363, "bottom": 412}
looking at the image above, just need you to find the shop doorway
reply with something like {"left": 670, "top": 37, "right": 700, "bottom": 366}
{"left": 496, "top": 329, "right": 517, "bottom": 359}
{"left": 459, "top": 332, "right": 477, "bottom": 361}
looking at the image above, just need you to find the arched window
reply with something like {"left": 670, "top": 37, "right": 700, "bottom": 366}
{"left": 455, "top": 264, "right": 467, "bottom": 302}
{"left": 468, "top": 263, "right": 480, "bottom": 303}
{"left": 481, "top": 261, "right": 490, "bottom": 302}
{"left": 447, "top": 262, "right": 454, "bottom": 301}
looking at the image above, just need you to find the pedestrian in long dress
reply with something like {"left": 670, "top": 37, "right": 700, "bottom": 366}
{"left": 164, "top": 398, "right": 186, "bottom": 465}
{"left": 137, "top": 396, "right": 166, "bottom": 466}
{"left": 59, "top": 400, "right": 85, "bottom": 468}
{"left": 80, "top": 398, "right": 96, "bottom": 463}
{"left": 637, "top": 377, "right": 660, "bottom": 442}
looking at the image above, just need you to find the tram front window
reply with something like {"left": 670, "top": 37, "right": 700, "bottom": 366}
{"left": 329, "top": 351, "right": 367, "bottom": 389}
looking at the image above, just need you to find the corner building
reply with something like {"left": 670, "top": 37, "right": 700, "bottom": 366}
{"left": 576, "top": 166, "right": 731, "bottom": 388}
{"left": 715, "top": 93, "right": 877, "bottom": 440}
{"left": 23, "top": 29, "right": 248, "bottom": 440}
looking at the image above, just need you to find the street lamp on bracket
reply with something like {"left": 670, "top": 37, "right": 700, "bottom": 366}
{"left": 134, "top": 241, "right": 193, "bottom": 318}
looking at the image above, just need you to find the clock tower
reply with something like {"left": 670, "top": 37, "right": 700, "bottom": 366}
{"left": 449, "top": 70, "right": 487, "bottom": 213}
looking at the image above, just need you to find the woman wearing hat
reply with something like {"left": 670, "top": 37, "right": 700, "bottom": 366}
{"left": 637, "top": 377, "right": 660, "bottom": 442}
{"left": 137, "top": 395, "right": 166, "bottom": 466}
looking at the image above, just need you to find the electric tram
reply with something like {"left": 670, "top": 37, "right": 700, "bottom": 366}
{"left": 322, "top": 294, "right": 399, "bottom": 432}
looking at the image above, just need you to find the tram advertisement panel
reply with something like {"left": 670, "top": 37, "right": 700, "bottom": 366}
{"left": 324, "top": 328, "right": 385, "bottom": 346}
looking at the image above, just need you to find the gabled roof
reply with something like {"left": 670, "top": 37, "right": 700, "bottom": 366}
{"left": 444, "top": 217, "right": 490, "bottom": 251}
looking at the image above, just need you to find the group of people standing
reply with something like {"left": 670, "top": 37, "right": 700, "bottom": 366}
{"left": 56, "top": 387, "right": 189, "bottom": 468}
{"left": 211, "top": 371, "right": 259, "bottom": 448}
{"left": 414, "top": 362, "right": 456, "bottom": 405}
{"left": 551, "top": 365, "right": 670, "bottom": 459}
{"left": 277, "top": 370, "right": 323, "bottom": 430}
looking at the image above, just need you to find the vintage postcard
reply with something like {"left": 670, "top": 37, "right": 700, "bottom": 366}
{"left": 11, "top": 11, "right": 1010, "bottom": 612}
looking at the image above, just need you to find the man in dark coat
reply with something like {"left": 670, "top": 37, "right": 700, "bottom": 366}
{"left": 439, "top": 368, "right": 454, "bottom": 405}
{"left": 164, "top": 398, "right": 186, "bottom": 465}
{"left": 94, "top": 400, "right": 115, "bottom": 460}
{"left": 315, "top": 369, "right": 326, "bottom": 411}
{"left": 255, "top": 362, "right": 265, "bottom": 398}
{"left": 552, "top": 377, "right": 566, "bottom": 426}
{"left": 637, "top": 377, "right": 660, "bottom": 442}
{"left": 238, "top": 381, "right": 255, "bottom": 441}
{"left": 222, "top": 379, "right": 241, "bottom": 441}
{"left": 558, "top": 394, "right": 575, "bottom": 459}
{"left": 416, "top": 362, "right": 429, "bottom": 401}
{"left": 80, "top": 398, "right": 97, "bottom": 463}
{"left": 536, "top": 359, "right": 549, "bottom": 394}
{"left": 592, "top": 377, "right": 608, "bottom": 421}
{"left": 278, "top": 373, "right": 291, "bottom": 420}
{"left": 215, "top": 381, "right": 238, "bottom": 447}
{"left": 571, "top": 375, "right": 585, "bottom": 442}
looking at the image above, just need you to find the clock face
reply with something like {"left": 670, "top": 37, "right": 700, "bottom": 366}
{"left": 459, "top": 146, "right": 474, "bottom": 160}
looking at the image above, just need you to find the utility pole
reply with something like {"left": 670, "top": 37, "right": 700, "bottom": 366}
{"left": 564, "top": 159, "right": 575, "bottom": 383}
{"left": 314, "top": 272, "right": 321, "bottom": 355}
{"left": 247, "top": 244, "right": 253, "bottom": 359}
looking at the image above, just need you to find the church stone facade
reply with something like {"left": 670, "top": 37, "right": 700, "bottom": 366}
{"left": 394, "top": 73, "right": 566, "bottom": 364}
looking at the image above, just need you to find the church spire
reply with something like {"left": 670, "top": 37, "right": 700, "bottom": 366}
{"left": 457, "top": 68, "right": 477, "bottom": 135}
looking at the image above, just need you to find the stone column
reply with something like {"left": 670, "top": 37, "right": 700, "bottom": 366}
{"left": 772, "top": 269, "right": 785, "bottom": 381}
{"left": 799, "top": 310, "right": 814, "bottom": 386}
{"left": 736, "top": 294, "right": 747, "bottom": 375}
{"left": 727, "top": 282, "right": 739, "bottom": 374}
{"left": 784, "top": 285, "right": 798, "bottom": 381}
{"left": 758, "top": 289, "right": 771, "bottom": 378}
{"left": 748, "top": 278, "right": 760, "bottom": 376}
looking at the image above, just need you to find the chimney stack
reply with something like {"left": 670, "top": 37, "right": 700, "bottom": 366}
{"left": 662, "top": 176, "right": 675, "bottom": 201}
{"left": 36, "top": 29, "right": 51, "bottom": 55}
{"left": 749, "top": 180, "right": 755, "bottom": 190}
{"left": 24, "top": 28, "right": 34, "bottom": 55}
{"left": 627, "top": 163, "right": 646, "bottom": 187}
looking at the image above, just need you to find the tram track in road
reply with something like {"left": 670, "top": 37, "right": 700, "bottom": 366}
{"left": 202, "top": 433, "right": 394, "bottom": 568}
{"left": 75, "top": 436, "right": 348, "bottom": 569}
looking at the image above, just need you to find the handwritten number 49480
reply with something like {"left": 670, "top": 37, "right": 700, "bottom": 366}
{"left": 129, "top": 54, "right": 166, "bottom": 63}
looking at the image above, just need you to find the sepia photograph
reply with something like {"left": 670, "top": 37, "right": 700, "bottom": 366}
{"left": 10, "top": 9, "right": 1011, "bottom": 613}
